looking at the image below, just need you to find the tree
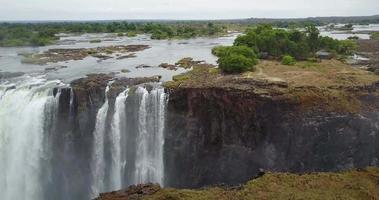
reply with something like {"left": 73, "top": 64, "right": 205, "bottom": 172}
{"left": 306, "top": 25, "right": 320, "bottom": 53}
{"left": 212, "top": 46, "right": 258, "bottom": 73}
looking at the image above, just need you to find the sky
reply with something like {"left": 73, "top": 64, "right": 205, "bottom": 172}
{"left": 0, "top": 0, "right": 379, "bottom": 21}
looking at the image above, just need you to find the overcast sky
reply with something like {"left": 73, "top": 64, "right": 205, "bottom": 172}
{"left": 1, "top": 0, "right": 378, "bottom": 21}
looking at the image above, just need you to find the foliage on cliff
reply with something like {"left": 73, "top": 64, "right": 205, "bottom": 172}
{"left": 96, "top": 168, "right": 379, "bottom": 200}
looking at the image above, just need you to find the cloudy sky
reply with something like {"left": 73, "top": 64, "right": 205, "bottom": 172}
{"left": 1, "top": 0, "right": 378, "bottom": 21}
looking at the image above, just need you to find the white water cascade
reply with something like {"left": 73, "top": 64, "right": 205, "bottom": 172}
{"left": 90, "top": 85, "right": 167, "bottom": 198}
{"left": 90, "top": 84, "right": 112, "bottom": 197}
{"left": 109, "top": 88, "right": 129, "bottom": 190}
{"left": 0, "top": 78, "right": 62, "bottom": 200}
{"left": 134, "top": 86, "right": 166, "bottom": 185}
{"left": 0, "top": 78, "right": 167, "bottom": 200}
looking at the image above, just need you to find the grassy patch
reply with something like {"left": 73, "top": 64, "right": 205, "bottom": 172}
{"left": 142, "top": 168, "right": 379, "bottom": 200}
{"left": 90, "top": 39, "right": 101, "bottom": 43}
{"left": 371, "top": 32, "right": 379, "bottom": 40}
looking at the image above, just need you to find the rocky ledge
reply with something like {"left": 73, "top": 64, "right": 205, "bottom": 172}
{"left": 96, "top": 168, "right": 379, "bottom": 200}
{"left": 357, "top": 39, "right": 379, "bottom": 73}
{"left": 21, "top": 45, "right": 150, "bottom": 65}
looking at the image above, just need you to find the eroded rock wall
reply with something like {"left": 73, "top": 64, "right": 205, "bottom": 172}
{"left": 164, "top": 87, "right": 379, "bottom": 188}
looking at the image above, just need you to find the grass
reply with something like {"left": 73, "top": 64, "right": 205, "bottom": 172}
{"left": 371, "top": 32, "right": 379, "bottom": 40}
{"left": 142, "top": 168, "right": 379, "bottom": 200}
{"left": 164, "top": 60, "right": 379, "bottom": 113}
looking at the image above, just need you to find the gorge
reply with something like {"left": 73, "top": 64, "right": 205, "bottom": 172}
{"left": 1, "top": 58, "right": 378, "bottom": 200}
{"left": 1, "top": 22, "right": 379, "bottom": 200}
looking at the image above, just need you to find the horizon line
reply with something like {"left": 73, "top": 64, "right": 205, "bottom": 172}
{"left": 1, "top": 14, "right": 379, "bottom": 23}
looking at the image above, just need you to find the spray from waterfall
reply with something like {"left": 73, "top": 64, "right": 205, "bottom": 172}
{"left": 0, "top": 79, "right": 62, "bottom": 200}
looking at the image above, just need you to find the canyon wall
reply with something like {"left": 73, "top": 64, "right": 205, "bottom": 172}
{"left": 164, "top": 85, "right": 379, "bottom": 188}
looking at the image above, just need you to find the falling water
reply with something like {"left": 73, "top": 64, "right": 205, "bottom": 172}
{"left": 0, "top": 78, "right": 62, "bottom": 200}
{"left": 109, "top": 88, "right": 129, "bottom": 190}
{"left": 90, "top": 84, "right": 112, "bottom": 197}
{"left": 0, "top": 79, "right": 167, "bottom": 200}
{"left": 134, "top": 86, "right": 166, "bottom": 185}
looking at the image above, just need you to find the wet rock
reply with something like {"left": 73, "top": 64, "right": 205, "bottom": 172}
{"left": 91, "top": 54, "right": 113, "bottom": 60}
{"left": 159, "top": 63, "right": 177, "bottom": 70}
{"left": 45, "top": 65, "right": 69, "bottom": 72}
{"left": 108, "top": 75, "right": 161, "bottom": 97}
{"left": 175, "top": 57, "right": 204, "bottom": 69}
{"left": 0, "top": 72, "right": 25, "bottom": 79}
{"left": 117, "top": 53, "right": 137, "bottom": 60}
{"left": 158, "top": 58, "right": 205, "bottom": 71}
{"left": 95, "top": 184, "right": 161, "bottom": 200}
{"left": 136, "top": 64, "right": 153, "bottom": 69}
{"left": 21, "top": 45, "right": 150, "bottom": 65}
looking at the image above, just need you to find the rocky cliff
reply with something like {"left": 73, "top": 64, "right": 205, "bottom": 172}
{"left": 163, "top": 60, "right": 379, "bottom": 188}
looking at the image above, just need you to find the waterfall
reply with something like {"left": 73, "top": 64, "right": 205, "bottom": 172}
{"left": 134, "top": 86, "right": 166, "bottom": 185}
{"left": 90, "top": 84, "right": 167, "bottom": 198}
{"left": 90, "top": 84, "right": 112, "bottom": 197}
{"left": 109, "top": 88, "right": 129, "bottom": 190}
{"left": 0, "top": 78, "right": 167, "bottom": 200}
{"left": 0, "top": 79, "right": 61, "bottom": 200}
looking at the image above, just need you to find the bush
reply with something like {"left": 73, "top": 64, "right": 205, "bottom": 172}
{"left": 89, "top": 39, "right": 101, "bottom": 43}
{"left": 282, "top": 55, "right": 296, "bottom": 65}
{"left": 218, "top": 54, "right": 255, "bottom": 73}
{"left": 374, "top": 69, "right": 379, "bottom": 75}
{"left": 126, "top": 32, "right": 137, "bottom": 37}
{"left": 212, "top": 46, "right": 258, "bottom": 73}
{"left": 212, "top": 46, "right": 256, "bottom": 58}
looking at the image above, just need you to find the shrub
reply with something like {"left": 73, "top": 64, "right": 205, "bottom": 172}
{"left": 126, "top": 32, "right": 137, "bottom": 37}
{"left": 218, "top": 54, "right": 255, "bottom": 73}
{"left": 374, "top": 69, "right": 379, "bottom": 75}
{"left": 212, "top": 46, "right": 258, "bottom": 73}
{"left": 89, "top": 39, "right": 101, "bottom": 43}
{"left": 212, "top": 46, "right": 256, "bottom": 58}
{"left": 282, "top": 55, "right": 296, "bottom": 65}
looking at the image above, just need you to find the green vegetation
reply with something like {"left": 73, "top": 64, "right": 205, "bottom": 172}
{"left": 0, "top": 26, "right": 57, "bottom": 46}
{"left": 371, "top": 32, "right": 379, "bottom": 40}
{"left": 126, "top": 31, "right": 138, "bottom": 37}
{"left": 0, "top": 22, "right": 228, "bottom": 47}
{"left": 212, "top": 24, "right": 357, "bottom": 74}
{"left": 234, "top": 24, "right": 356, "bottom": 60}
{"left": 282, "top": 55, "right": 296, "bottom": 65}
{"left": 212, "top": 46, "right": 258, "bottom": 73}
{"left": 103, "top": 168, "right": 379, "bottom": 200}
{"left": 89, "top": 39, "right": 101, "bottom": 43}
